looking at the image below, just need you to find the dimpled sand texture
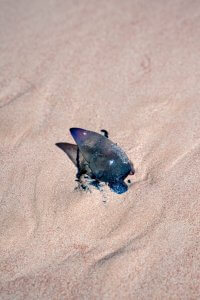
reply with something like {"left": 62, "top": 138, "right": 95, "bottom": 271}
{"left": 0, "top": 0, "right": 200, "bottom": 299}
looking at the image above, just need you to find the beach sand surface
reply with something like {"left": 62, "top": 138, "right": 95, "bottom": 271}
{"left": 0, "top": 0, "right": 200, "bottom": 298}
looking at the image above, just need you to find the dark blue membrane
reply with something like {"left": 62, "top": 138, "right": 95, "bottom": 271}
{"left": 108, "top": 181, "right": 128, "bottom": 194}
{"left": 88, "top": 179, "right": 128, "bottom": 194}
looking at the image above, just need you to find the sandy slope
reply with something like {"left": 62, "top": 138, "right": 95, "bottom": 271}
{"left": 0, "top": 0, "right": 200, "bottom": 298}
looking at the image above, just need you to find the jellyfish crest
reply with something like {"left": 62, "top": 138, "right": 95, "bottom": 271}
{"left": 55, "top": 142, "right": 78, "bottom": 166}
{"left": 70, "top": 128, "right": 133, "bottom": 183}
{"left": 55, "top": 142, "right": 89, "bottom": 173}
{"left": 70, "top": 128, "right": 109, "bottom": 162}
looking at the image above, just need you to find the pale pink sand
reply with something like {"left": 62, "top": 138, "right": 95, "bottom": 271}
{"left": 0, "top": 0, "right": 200, "bottom": 299}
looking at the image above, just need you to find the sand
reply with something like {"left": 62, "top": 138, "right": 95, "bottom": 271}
{"left": 0, "top": 0, "right": 200, "bottom": 299}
